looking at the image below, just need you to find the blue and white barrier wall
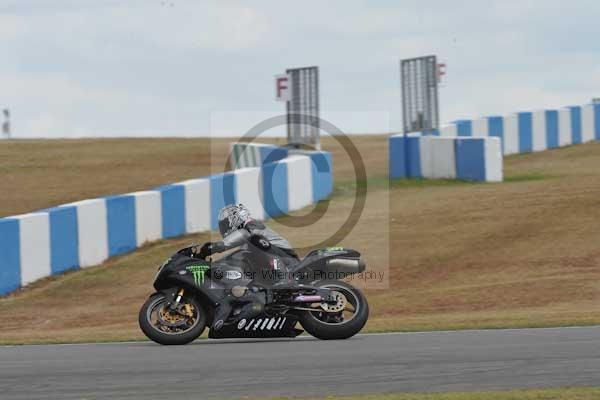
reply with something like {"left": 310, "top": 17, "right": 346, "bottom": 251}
{"left": 229, "top": 142, "right": 289, "bottom": 169}
{"left": 0, "top": 152, "right": 333, "bottom": 296}
{"left": 390, "top": 102, "right": 600, "bottom": 182}
{"left": 436, "top": 103, "right": 600, "bottom": 156}
{"left": 389, "top": 134, "right": 503, "bottom": 182}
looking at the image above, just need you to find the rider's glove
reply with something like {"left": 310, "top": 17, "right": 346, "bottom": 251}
{"left": 211, "top": 241, "right": 227, "bottom": 253}
{"left": 200, "top": 241, "right": 227, "bottom": 258}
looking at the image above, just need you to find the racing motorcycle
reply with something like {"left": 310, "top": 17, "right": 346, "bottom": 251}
{"left": 139, "top": 229, "right": 369, "bottom": 345}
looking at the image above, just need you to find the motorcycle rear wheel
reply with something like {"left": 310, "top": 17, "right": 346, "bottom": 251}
{"left": 139, "top": 292, "right": 207, "bottom": 345}
{"left": 298, "top": 280, "right": 369, "bottom": 340}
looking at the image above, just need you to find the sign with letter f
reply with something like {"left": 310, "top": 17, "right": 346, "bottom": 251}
{"left": 275, "top": 74, "right": 291, "bottom": 102}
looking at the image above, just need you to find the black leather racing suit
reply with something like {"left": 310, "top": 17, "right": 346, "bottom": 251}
{"left": 208, "top": 219, "right": 299, "bottom": 330}
{"left": 241, "top": 219, "right": 299, "bottom": 265}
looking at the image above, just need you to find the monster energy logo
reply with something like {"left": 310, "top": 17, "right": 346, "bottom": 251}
{"left": 186, "top": 265, "right": 210, "bottom": 286}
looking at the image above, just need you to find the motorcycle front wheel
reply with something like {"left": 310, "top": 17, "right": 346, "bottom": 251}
{"left": 139, "top": 292, "right": 207, "bottom": 345}
{"left": 298, "top": 280, "right": 369, "bottom": 340}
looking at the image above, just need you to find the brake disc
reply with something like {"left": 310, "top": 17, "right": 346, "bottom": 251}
{"left": 320, "top": 290, "right": 347, "bottom": 313}
{"left": 157, "top": 303, "right": 194, "bottom": 327}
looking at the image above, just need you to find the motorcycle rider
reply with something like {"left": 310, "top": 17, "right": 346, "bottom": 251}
{"left": 199, "top": 204, "right": 299, "bottom": 330}
{"left": 206, "top": 203, "right": 299, "bottom": 262}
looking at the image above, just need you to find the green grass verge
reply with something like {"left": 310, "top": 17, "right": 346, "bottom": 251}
{"left": 504, "top": 173, "right": 556, "bottom": 182}
{"left": 333, "top": 171, "right": 555, "bottom": 199}
{"left": 332, "top": 176, "right": 475, "bottom": 198}
{"left": 255, "top": 387, "right": 600, "bottom": 400}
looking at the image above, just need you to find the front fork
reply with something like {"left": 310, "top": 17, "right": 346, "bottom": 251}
{"left": 174, "top": 288, "right": 185, "bottom": 303}
{"left": 166, "top": 288, "right": 185, "bottom": 311}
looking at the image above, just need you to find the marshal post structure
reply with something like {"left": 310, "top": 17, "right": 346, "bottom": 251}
{"left": 401, "top": 55, "right": 440, "bottom": 135}
{"left": 275, "top": 66, "right": 321, "bottom": 150}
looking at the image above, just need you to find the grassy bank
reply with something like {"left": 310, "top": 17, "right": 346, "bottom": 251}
{"left": 1, "top": 137, "right": 600, "bottom": 344}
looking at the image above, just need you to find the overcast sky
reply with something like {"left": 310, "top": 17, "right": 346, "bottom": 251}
{"left": 1, "top": 0, "right": 599, "bottom": 138}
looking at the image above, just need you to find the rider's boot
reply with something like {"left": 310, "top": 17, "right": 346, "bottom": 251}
{"left": 211, "top": 289, "right": 265, "bottom": 330}
{"left": 232, "top": 301, "right": 264, "bottom": 322}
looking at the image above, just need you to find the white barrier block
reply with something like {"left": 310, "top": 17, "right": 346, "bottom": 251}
{"left": 581, "top": 104, "right": 595, "bottom": 143}
{"left": 131, "top": 191, "right": 162, "bottom": 246}
{"left": 283, "top": 155, "right": 313, "bottom": 211}
{"left": 418, "top": 136, "right": 433, "bottom": 178}
{"left": 234, "top": 168, "right": 265, "bottom": 221}
{"left": 471, "top": 118, "right": 488, "bottom": 137}
{"left": 558, "top": 108, "right": 572, "bottom": 147}
{"left": 485, "top": 137, "right": 503, "bottom": 182}
{"left": 14, "top": 212, "right": 51, "bottom": 286}
{"left": 177, "top": 178, "right": 211, "bottom": 233}
{"left": 439, "top": 125, "right": 457, "bottom": 137}
{"left": 430, "top": 137, "right": 456, "bottom": 179}
{"left": 64, "top": 199, "right": 108, "bottom": 268}
{"left": 503, "top": 114, "right": 519, "bottom": 155}
{"left": 532, "top": 110, "right": 547, "bottom": 152}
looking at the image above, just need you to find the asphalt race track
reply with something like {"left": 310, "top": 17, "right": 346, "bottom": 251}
{"left": 1, "top": 326, "right": 599, "bottom": 399}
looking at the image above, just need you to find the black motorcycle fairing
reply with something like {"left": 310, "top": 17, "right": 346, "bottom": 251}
{"left": 153, "top": 247, "right": 265, "bottom": 309}
{"left": 153, "top": 253, "right": 223, "bottom": 306}
{"left": 208, "top": 313, "right": 302, "bottom": 339}
{"left": 141, "top": 237, "right": 370, "bottom": 343}
{"left": 212, "top": 248, "right": 251, "bottom": 268}
{"left": 152, "top": 241, "right": 362, "bottom": 331}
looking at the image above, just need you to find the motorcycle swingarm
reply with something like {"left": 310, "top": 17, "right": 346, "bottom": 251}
{"left": 274, "top": 286, "right": 338, "bottom": 304}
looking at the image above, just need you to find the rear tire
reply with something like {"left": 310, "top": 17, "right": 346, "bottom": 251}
{"left": 298, "top": 280, "right": 369, "bottom": 340}
{"left": 139, "top": 293, "right": 207, "bottom": 345}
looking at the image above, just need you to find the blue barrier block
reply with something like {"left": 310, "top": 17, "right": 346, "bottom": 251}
{"left": 545, "top": 110, "right": 559, "bottom": 148}
{"left": 595, "top": 104, "right": 600, "bottom": 140}
{"left": 260, "top": 146, "right": 288, "bottom": 165}
{"left": 389, "top": 136, "right": 406, "bottom": 179}
{"left": 0, "top": 218, "right": 20, "bottom": 295}
{"left": 455, "top": 138, "right": 486, "bottom": 181}
{"left": 406, "top": 136, "right": 421, "bottom": 178}
{"left": 48, "top": 206, "right": 79, "bottom": 274}
{"left": 487, "top": 116, "right": 504, "bottom": 153}
{"left": 160, "top": 185, "right": 186, "bottom": 238}
{"left": 209, "top": 173, "right": 236, "bottom": 230}
{"left": 570, "top": 106, "right": 582, "bottom": 144}
{"left": 262, "top": 162, "right": 289, "bottom": 218}
{"left": 106, "top": 195, "right": 137, "bottom": 256}
{"left": 455, "top": 120, "right": 472, "bottom": 137}
{"left": 517, "top": 112, "right": 533, "bottom": 153}
{"left": 309, "top": 152, "right": 333, "bottom": 202}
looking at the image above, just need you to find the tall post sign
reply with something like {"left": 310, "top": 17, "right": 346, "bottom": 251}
{"left": 275, "top": 74, "right": 291, "bottom": 102}
{"left": 400, "top": 55, "right": 440, "bottom": 134}
{"left": 275, "top": 66, "right": 320, "bottom": 150}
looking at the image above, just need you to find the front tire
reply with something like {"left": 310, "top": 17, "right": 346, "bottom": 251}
{"left": 139, "top": 293, "right": 207, "bottom": 345}
{"left": 298, "top": 280, "right": 369, "bottom": 340}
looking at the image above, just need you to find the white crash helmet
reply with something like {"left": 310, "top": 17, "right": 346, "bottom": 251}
{"left": 218, "top": 204, "right": 251, "bottom": 237}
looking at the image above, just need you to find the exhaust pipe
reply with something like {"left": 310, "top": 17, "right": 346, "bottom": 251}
{"left": 292, "top": 295, "right": 323, "bottom": 303}
{"left": 326, "top": 258, "right": 366, "bottom": 272}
